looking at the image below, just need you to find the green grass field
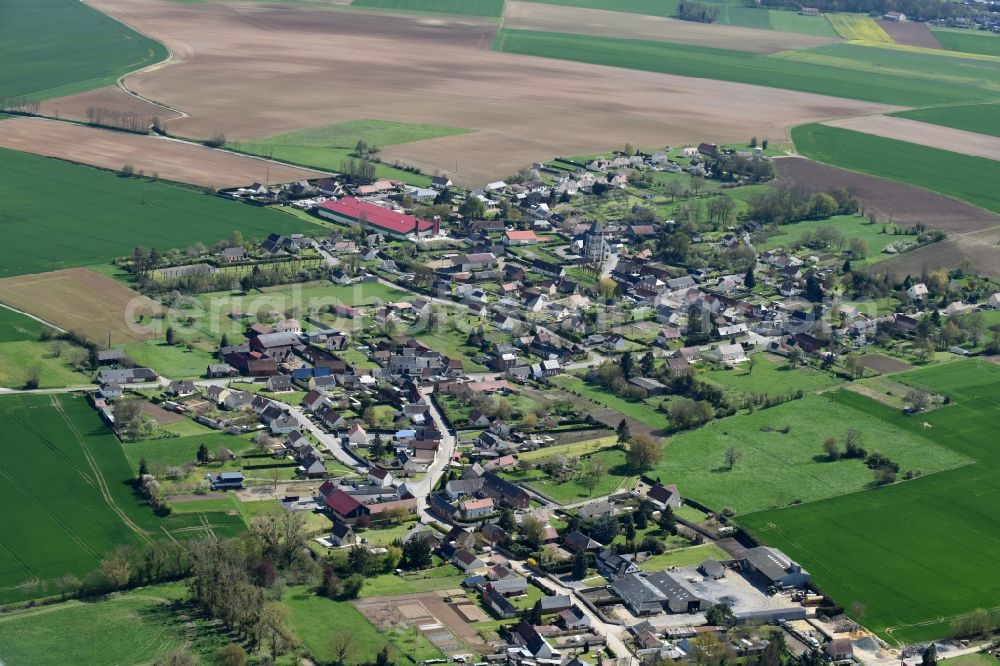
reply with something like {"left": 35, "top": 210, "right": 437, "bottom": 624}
{"left": 0, "top": 0, "right": 167, "bottom": 101}
{"left": 700, "top": 354, "right": 842, "bottom": 399}
{"left": 0, "top": 148, "right": 317, "bottom": 278}
{"left": 932, "top": 27, "right": 1000, "bottom": 57}
{"left": 638, "top": 542, "right": 731, "bottom": 571}
{"left": 360, "top": 566, "right": 468, "bottom": 597}
{"left": 351, "top": 0, "right": 505, "bottom": 17}
{"left": 0, "top": 394, "right": 244, "bottom": 602}
{"left": 741, "top": 361, "right": 1000, "bottom": 643}
{"left": 891, "top": 102, "right": 1000, "bottom": 139}
{"left": 759, "top": 213, "right": 899, "bottom": 263}
{"left": 232, "top": 119, "right": 471, "bottom": 187}
{"left": 283, "top": 587, "right": 443, "bottom": 663}
{"left": 650, "top": 392, "right": 968, "bottom": 515}
{"left": 493, "top": 29, "right": 998, "bottom": 106}
{"left": 502, "top": 448, "right": 634, "bottom": 504}
{"left": 0, "top": 306, "right": 89, "bottom": 388}
{"left": 122, "top": 432, "right": 253, "bottom": 471}
{"left": 792, "top": 123, "right": 1000, "bottom": 214}
{"left": 552, "top": 375, "right": 672, "bottom": 431}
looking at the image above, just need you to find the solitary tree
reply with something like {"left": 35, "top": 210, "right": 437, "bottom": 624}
{"left": 921, "top": 644, "right": 937, "bottom": 666}
{"left": 572, "top": 551, "right": 588, "bottom": 580}
{"left": 165, "top": 326, "right": 176, "bottom": 346}
{"left": 616, "top": 419, "right": 631, "bottom": 447}
{"left": 723, "top": 446, "right": 742, "bottom": 471}
{"left": 743, "top": 266, "right": 756, "bottom": 290}
{"left": 822, "top": 437, "right": 839, "bottom": 461}
{"left": 626, "top": 434, "right": 662, "bottom": 472}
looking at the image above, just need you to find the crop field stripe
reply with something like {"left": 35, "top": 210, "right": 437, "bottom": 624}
{"left": 826, "top": 13, "right": 893, "bottom": 43}
{"left": 493, "top": 28, "right": 997, "bottom": 106}
{"left": 932, "top": 27, "right": 1000, "bottom": 57}
{"left": 890, "top": 102, "right": 1000, "bottom": 138}
{"left": 0, "top": 0, "right": 168, "bottom": 101}
{"left": 792, "top": 123, "right": 1000, "bottom": 214}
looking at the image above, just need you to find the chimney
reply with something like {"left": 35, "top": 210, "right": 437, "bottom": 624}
{"left": 433, "top": 215, "right": 441, "bottom": 236}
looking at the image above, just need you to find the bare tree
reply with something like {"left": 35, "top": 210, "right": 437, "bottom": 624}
{"left": 723, "top": 446, "right": 742, "bottom": 471}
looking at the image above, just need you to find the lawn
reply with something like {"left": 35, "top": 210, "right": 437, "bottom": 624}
{"left": 351, "top": 0, "right": 505, "bottom": 17}
{"left": 175, "top": 281, "right": 408, "bottom": 347}
{"left": 649, "top": 392, "right": 968, "bottom": 515}
{"left": 405, "top": 326, "right": 491, "bottom": 372}
{"left": 493, "top": 29, "right": 998, "bottom": 106}
{"left": 0, "top": 394, "right": 245, "bottom": 602}
{"left": 759, "top": 214, "right": 900, "bottom": 261}
{"left": 0, "top": 339, "right": 90, "bottom": 388}
{"left": 283, "top": 587, "right": 442, "bottom": 663}
{"left": 891, "top": 102, "right": 1000, "bottom": 139}
{"left": 518, "top": 435, "right": 617, "bottom": 462}
{"left": 231, "top": 119, "right": 471, "bottom": 187}
{"left": 638, "top": 543, "right": 731, "bottom": 571}
{"left": 553, "top": 374, "right": 671, "bottom": 431}
{"left": 792, "top": 123, "right": 1000, "bottom": 214}
{"left": 700, "top": 354, "right": 842, "bottom": 400}
{"left": 122, "top": 432, "right": 254, "bottom": 471}
{"left": 502, "top": 448, "right": 635, "bottom": 504}
{"left": 932, "top": 27, "right": 1000, "bottom": 57}
{"left": 740, "top": 361, "right": 1000, "bottom": 643}
{"left": 124, "top": 341, "right": 217, "bottom": 379}
{"left": 0, "top": 148, "right": 317, "bottom": 278}
{"left": 0, "top": 0, "right": 167, "bottom": 101}
{"left": 360, "top": 566, "right": 467, "bottom": 597}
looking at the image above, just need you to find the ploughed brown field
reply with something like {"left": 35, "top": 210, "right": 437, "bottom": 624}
{"left": 822, "top": 115, "right": 1000, "bottom": 162}
{"left": 0, "top": 268, "right": 163, "bottom": 345}
{"left": 38, "top": 85, "right": 183, "bottom": 127}
{"left": 772, "top": 157, "right": 1000, "bottom": 234}
{"left": 858, "top": 354, "right": 912, "bottom": 374}
{"left": 872, "top": 226, "right": 1000, "bottom": 281}
{"left": 503, "top": 1, "right": 841, "bottom": 53}
{"left": 877, "top": 19, "right": 942, "bottom": 49}
{"left": 0, "top": 117, "right": 328, "bottom": 189}
{"left": 73, "top": 0, "right": 892, "bottom": 186}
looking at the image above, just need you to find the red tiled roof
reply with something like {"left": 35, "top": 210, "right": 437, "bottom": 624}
{"left": 324, "top": 489, "right": 366, "bottom": 516}
{"left": 319, "top": 197, "right": 432, "bottom": 235}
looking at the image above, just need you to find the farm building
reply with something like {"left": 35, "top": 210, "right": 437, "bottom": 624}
{"left": 611, "top": 571, "right": 712, "bottom": 615}
{"left": 207, "top": 471, "right": 245, "bottom": 490}
{"left": 740, "top": 547, "right": 809, "bottom": 588}
{"left": 317, "top": 197, "right": 438, "bottom": 240}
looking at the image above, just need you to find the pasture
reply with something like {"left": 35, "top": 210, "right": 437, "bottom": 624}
{"left": 552, "top": 374, "right": 672, "bottom": 431}
{"left": 0, "top": 269, "right": 162, "bottom": 345}
{"left": 493, "top": 29, "right": 994, "bottom": 106}
{"left": 699, "top": 354, "right": 842, "bottom": 399}
{"left": 500, "top": 448, "right": 634, "bottom": 504}
{"left": 742, "top": 362, "right": 1000, "bottom": 643}
{"left": 932, "top": 27, "right": 1000, "bottom": 57}
{"left": 232, "top": 119, "right": 472, "bottom": 187}
{"left": 0, "top": 0, "right": 167, "bottom": 101}
{"left": 0, "top": 394, "right": 244, "bottom": 603}
{"left": 649, "top": 392, "right": 968, "bottom": 515}
{"left": 759, "top": 213, "right": 900, "bottom": 261}
{"left": 352, "top": 0, "right": 506, "bottom": 17}
{"left": 791, "top": 124, "right": 1000, "bottom": 215}
{"left": 0, "top": 148, "right": 316, "bottom": 278}
{"left": 0, "top": 306, "right": 89, "bottom": 388}
{"left": 892, "top": 102, "right": 1000, "bottom": 139}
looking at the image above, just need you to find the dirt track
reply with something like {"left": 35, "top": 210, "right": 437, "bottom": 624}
{"left": 773, "top": 157, "right": 1000, "bottom": 233}
{"left": 504, "top": 1, "right": 840, "bottom": 53}
{"left": 822, "top": 115, "right": 1000, "bottom": 162}
{"left": 76, "top": 0, "right": 893, "bottom": 186}
{"left": 0, "top": 117, "right": 327, "bottom": 188}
